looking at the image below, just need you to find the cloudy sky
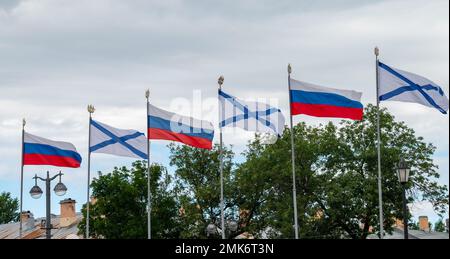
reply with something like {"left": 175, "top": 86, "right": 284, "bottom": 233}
{"left": 0, "top": 0, "right": 448, "bottom": 225}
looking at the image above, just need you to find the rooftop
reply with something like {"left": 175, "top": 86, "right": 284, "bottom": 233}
{"left": 368, "top": 228, "right": 449, "bottom": 239}
{"left": 0, "top": 213, "right": 83, "bottom": 239}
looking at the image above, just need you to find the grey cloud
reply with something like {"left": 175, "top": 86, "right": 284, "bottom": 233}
{"left": 0, "top": 0, "right": 21, "bottom": 11}
{"left": 0, "top": 0, "right": 448, "bottom": 127}
{"left": 0, "top": 0, "right": 448, "bottom": 181}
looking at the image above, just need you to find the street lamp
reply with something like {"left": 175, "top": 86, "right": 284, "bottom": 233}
{"left": 205, "top": 220, "right": 238, "bottom": 239}
{"left": 206, "top": 223, "right": 217, "bottom": 238}
{"left": 54, "top": 174, "right": 67, "bottom": 196}
{"left": 29, "top": 177, "right": 43, "bottom": 199}
{"left": 397, "top": 158, "right": 410, "bottom": 239}
{"left": 227, "top": 220, "right": 238, "bottom": 233}
{"left": 29, "top": 171, "right": 67, "bottom": 239}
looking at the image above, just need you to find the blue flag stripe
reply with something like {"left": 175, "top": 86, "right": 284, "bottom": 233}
{"left": 24, "top": 143, "right": 82, "bottom": 162}
{"left": 148, "top": 116, "right": 214, "bottom": 141}
{"left": 291, "top": 90, "right": 363, "bottom": 109}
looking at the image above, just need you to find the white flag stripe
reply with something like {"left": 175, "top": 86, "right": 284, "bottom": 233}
{"left": 24, "top": 132, "right": 78, "bottom": 151}
{"left": 290, "top": 78, "right": 362, "bottom": 101}
{"left": 90, "top": 120, "right": 147, "bottom": 159}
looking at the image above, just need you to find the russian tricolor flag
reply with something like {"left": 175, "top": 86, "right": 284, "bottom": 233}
{"left": 289, "top": 78, "right": 364, "bottom": 120}
{"left": 23, "top": 132, "right": 82, "bottom": 168}
{"left": 148, "top": 104, "right": 214, "bottom": 150}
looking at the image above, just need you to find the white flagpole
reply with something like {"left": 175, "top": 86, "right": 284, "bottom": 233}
{"left": 288, "top": 64, "right": 299, "bottom": 239}
{"left": 86, "top": 104, "right": 95, "bottom": 239}
{"left": 146, "top": 89, "right": 152, "bottom": 239}
{"left": 374, "top": 47, "right": 384, "bottom": 238}
{"left": 218, "top": 76, "right": 225, "bottom": 239}
{"left": 19, "top": 118, "right": 25, "bottom": 239}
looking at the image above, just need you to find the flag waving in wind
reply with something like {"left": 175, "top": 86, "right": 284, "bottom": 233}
{"left": 148, "top": 104, "right": 214, "bottom": 149}
{"left": 378, "top": 62, "right": 449, "bottom": 114}
{"left": 23, "top": 132, "right": 82, "bottom": 168}
{"left": 289, "top": 78, "right": 364, "bottom": 120}
{"left": 90, "top": 120, "right": 148, "bottom": 159}
{"left": 219, "top": 89, "right": 285, "bottom": 136}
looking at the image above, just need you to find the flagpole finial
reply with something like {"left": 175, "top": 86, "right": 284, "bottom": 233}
{"left": 22, "top": 118, "right": 26, "bottom": 127}
{"left": 218, "top": 76, "right": 224, "bottom": 87}
{"left": 87, "top": 105, "right": 95, "bottom": 114}
{"left": 288, "top": 64, "right": 292, "bottom": 74}
{"left": 374, "top": 47, "right": 379, "bottom": 57}
{"left": 145, "top": 89, "right": 150, "bottom": 99}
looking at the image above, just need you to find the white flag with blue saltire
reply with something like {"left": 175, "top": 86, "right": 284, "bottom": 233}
{"left": 90, "top": 120, "right": 147, "bottom": 159}
{"left": 378, "top": 61, "right": 449, "bottom": 114}
{"left": 219, "top": 89, "right": 285, "bottom": 136}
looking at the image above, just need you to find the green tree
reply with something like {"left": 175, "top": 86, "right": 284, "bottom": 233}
{"left": 0, "top": 192, "right": 19, "bottom": 224}
{"left": 235, "top": 104, "right": 448, "bottom": 239}
{"left": 169, "top": 143, "right": 235, "bottom": 239}
{"left": 234, "top": 125, "right": 336, "bottom": 239}
{"left": 434, "top": 219, "right": 446, "bottom": 232}
{"left": 409, "top": 221, "right": 420, "bottom": 230}
{"left": 318, "top": 104, "right": 448, "bottom": 238}
{"left": 78, "top": 161, "right": 179, "bottom": 239}
{"left": 74, "top": 105, "right": 447, "bottom": 239}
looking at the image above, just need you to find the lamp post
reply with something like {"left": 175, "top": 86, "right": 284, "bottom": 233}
{"left": 29, "top": 171, "right": 67, "bottom": 239}
{"left": 397, "top": 158, "right": 410, "bottom": 239}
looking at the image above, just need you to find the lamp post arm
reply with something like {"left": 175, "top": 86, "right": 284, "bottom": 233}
{"left": 49, "top": 172, "right": 63, "bottom": 181}
{"left": 34, "top": 176, "right": 47, "bottom": 182}
{"left": 34, "top": 172, "right": 63, "bottom": 182}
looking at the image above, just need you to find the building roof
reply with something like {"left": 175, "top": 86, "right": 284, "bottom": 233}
{"left": 368, "top": 228, "right": 449, "bottom": 239}
{"left": 406, "top": 229, "right": 449, "bottom": 239}
{"left": 0, "top": 213, "right": 83, "bottom": 239}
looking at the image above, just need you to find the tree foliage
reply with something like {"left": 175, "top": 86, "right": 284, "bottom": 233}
{"left": 0, "top": 192, "right": 19, "bottom": 224}
{"left": 434, "top": 219, "right": 446, "bottom": 232}
{"left": 78, "top": 161, "right": 179, "bottom": 239}
{"left": 76, "top": 105, "right": 448, "bottom": 239}
{"left": 169, "top": 143, "right": 235, "bottom": 238}
{"left": 232, "top": 104, "right": 448, "bottom": 239}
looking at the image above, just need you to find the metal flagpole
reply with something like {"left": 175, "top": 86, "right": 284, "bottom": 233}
{"left": 19, "top": 118, "right": 25, "bottom": 239}
{"left": 86, "top": 104, "right": 95, "bottom": 239}
{"left": 287, "top": 64, "right": 299, "bottom": 239}
{"left": 374, "top": 47, "right": 384, "bottom": 238}
{"left": 218, "top": 75, "right": 225, "bottom": 239}
{"left": 146, "top": 89, "right": 152, "bottom": 240}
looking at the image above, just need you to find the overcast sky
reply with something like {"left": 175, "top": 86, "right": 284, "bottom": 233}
{"left": 0, "top": 0, "right": 448, "bottom": 225}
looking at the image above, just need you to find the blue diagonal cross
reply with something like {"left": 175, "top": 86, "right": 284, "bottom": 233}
{"left": 90, "top": 120, "right": 147, "bottom": 159}
{"left": 219, "top": 90, "right": 281, "bottom": 135}
{"left": 379, "top": 62, "right": 447, "bottom": 114}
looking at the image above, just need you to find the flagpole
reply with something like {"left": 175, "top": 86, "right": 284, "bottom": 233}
{"left": 19, "top": 118, "right": 25, "bottom": 239}
{"left": 218, "top": 75, "right": 225, "bottom": 239}
{"left": 86, "top": 104, "right": 95, "bottom": 239}
{"left": 146, "top": 89, "right": 152, "bottom": 240}
{"left": 374, "top": 47, "right": 384, "bottom": 238}
{"left": 288, "top": 64, "right": 299, "bottom": 239}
